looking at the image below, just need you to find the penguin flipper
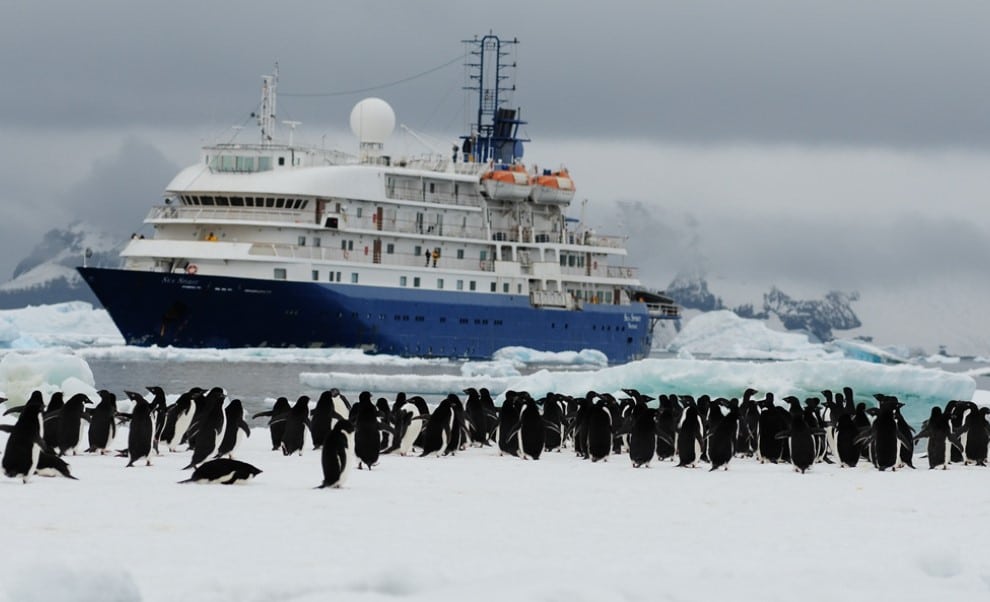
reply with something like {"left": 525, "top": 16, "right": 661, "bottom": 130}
{"left": 239, "top": 420, "right": 251, "bottom": 437}
{"left": 0, "top": 424, "right": 12, "bottom": 433}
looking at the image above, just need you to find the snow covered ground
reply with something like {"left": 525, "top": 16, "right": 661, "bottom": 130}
{"left": 1, "top": 424, "right": 989, "bottom": 602}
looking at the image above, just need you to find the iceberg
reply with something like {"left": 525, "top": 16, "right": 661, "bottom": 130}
{"left": 0, "top": 351, "right": 95, "bottom": 406}
{"left": 0, "top": 302, "right": 123, "bottom": 349}
{"left": 667, "top": 310, "right": 838, "bottom": 360}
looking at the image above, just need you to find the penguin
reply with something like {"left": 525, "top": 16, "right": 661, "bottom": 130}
{"left": 542, "top": 393, "right": 565, "bottom": 452}
{"left": 959, "top": 406, "right": 990, "bottom": 466}
{"left": 946, "top": 400, "right": 966, "bottom": 463}
{"left": 86, "top": 389, "right": 118, "bottom": 454}
{"left": 443, "top": 394, "right": 468, "bottom": 455}
{"left": 1, "top": 400, "right": 46, "bottom": 483}
{"left": 35, "top": 450, "right": 78, "bottom": 479}
{"left": 914, "top": 406, "right": 957, "bottom": 470}
{"left": 834, "top": 412, "right": 861, "bottom": 468}
{"left": 375, "top": 397, "right": 393, "bottom": 452}
{"left": 894, "top": 404, "right": 916, "bottom": 469}
{"left": 253, "top": 396, "right": 290, "bottom": 451}
{"left": 309, "top": 390, "right": 337, "bottom": 450}
{"left": 586, "top": 398, "right": 613, "bottom": 462}
{"left": 215, "top": 399, "right": 251, "bottom": 459}
{"left": 386, "top": 399, "right": 424, "bottom": 456}
{"left": 776, "top": 410, "right": 822, "bottom": 473}
{"left": 737, "top": 388, "right": 759, "bottom": 457}
{"left": 160, "top": 388, "right": 199, "bottom": 452}
{"left": 42, "top": 391, "right": 64, "bottom": 451}
{"left": 279, "top": 396, "right": 311, "bottom": 456}
{"left": 419, "top": 395, "right": 456, "bottom": 457}
{"left": 318, "top": 419, "right": 355, "bottom": 488}
{"left": 626, "top": 402, "right": 657, "bottom": 468}
{"left": 509, "top": 394, "right": 547, "bottom": 460}
{"left": 123, "top": 391, "right": 155, "bottom": 467}
{"left": 182, "top": 391, "right": 226, "bottom": 468}
{"left": 180, "top": 458, "right": 262, "bottom": 485}
{"left": 674, "top": 404, "right": 704, "bottom": 468}
{"left": 56, "top": 393, "right": 91, "bottom": 456}
{"left": 655, "top": 395, "right": 678, "bottom": 461}
{"left": 146, "top": 386, "right": 169, "bottom": 453}
{"left": 755, "top": 394, "right": 785, "bottom": 464}
{"left": 496, "top": 393, "right": 521, "bottom": 457}
{"left": 859, "top": 395, "right": 911, "bottom": 471}
{"left": 184, "top": 386, "right": 225, "bottom": 449}
{"left": 352, "top": 392, "right": 382, "bottom": 469}
{"left": 479, "top": 387, "right": 500, "bottom": 443}
{"left": 464, "top": 387, "right": 493, "bottom": 447}
{"left": 707, "top": 403, "right": 740, "bottom": 471}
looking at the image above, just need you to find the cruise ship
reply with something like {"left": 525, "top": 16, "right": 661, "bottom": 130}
{"left": 78, "top": 35, "right": 679, "bottom": 363}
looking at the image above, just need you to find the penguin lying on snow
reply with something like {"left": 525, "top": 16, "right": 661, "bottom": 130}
{"left": 180, "top": 458, "right": 262, "bottom": 485}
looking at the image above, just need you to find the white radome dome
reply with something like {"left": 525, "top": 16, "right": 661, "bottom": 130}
{"left": 349, "top": 98, "right": 395, "bottom": 145}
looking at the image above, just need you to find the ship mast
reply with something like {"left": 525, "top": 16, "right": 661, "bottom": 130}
{"left": 461, "top": 34, "right": 528, "bottom": 164}
{"left": 258, "top": 63, "right": 278, "bottom": 146}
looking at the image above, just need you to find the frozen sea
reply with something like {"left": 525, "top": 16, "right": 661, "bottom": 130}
{"left": 1, "top": 304, "right": 990, "bottom": 600}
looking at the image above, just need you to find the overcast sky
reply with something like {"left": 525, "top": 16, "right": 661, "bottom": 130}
{"left": 2, "top": 0, "right": 989, "bottom": 302}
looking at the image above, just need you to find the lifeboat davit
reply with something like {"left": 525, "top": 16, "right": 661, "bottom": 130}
{"left": 480, "top": 163, "right": 532, "bottom": 201}
{"left": 529, "top": 168, "right": 575, "bottom": 204}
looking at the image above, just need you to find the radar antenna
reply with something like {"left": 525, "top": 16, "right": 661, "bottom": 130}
{"left": 258, "top": 63, "right": 278, "bottom": 145}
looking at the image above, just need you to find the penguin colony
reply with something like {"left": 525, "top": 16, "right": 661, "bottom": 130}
{"left": 1, "top": 384, "right": 988, "bottom": 486}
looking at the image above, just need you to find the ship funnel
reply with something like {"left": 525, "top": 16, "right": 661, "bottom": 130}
{"left": 350, "top": 98, "right": 395, "bottom": 163}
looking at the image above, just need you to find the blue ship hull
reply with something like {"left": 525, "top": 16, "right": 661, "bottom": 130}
{"left": 78, "top": 267, "right": 655, "bottom": 363}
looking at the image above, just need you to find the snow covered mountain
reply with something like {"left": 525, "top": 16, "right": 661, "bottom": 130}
{"left": 0, "top": 222, "right": 122, "bottom": 309}
{"left": 666, "top": 271, "right": 861, "bottom": 343}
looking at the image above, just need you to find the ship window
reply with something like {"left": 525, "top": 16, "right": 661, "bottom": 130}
{"left": 469, "top": 281, "right": 476, "bottom": 291}
{"left": 266, "top": 199, "right": 274, "bottom": 208}
{"left": 347, "top": 240, "right": 354, "bottom": 251}
{"left": 217, "top": 197, "right": 230, "bottom": 207}
{"left": 429, "top": 182, "right": 436, "bottom": 194}
{"left": 439, "top": 317, "right": 446, "bottom": 323}
{"left": 278, "top": 157, "right": 285, "bottom": 166}
{"left": 568, "top": 255, "right": 576, "bottom": 267}
{"left": 413, "top": 277, "right": 420, "bottom": 288}
{"left": 258, "top": 157, "right": 271, "bottom": 171}
{"left": 480, "top": 250, "right": 487, "bottom": 261}
{"left": 356, "top": 207, "right": 363, "bottom": 218}
{"left": 456, "top": 280, "right": 463, "bottom": 290}
{"left": 276, "top": 199, "right": 285, "bottom": 208}
{"left": 314, "top": 237, "right": 321, "bottom": 248}
{"left": 400, "top": 276, "right": 407, "bottom": 286}
{"left": 437, "top": 279, "right": 444, "bottom": 289}
{"left": 221, "top": 156, "right": 235, "bottom": 171}
{"left": 457, "top": 249, "right": 464, "bottom": 259}
{"left": 235, "top": 156, "right": 253, "bottom": 171}
{"left": 517, "top": 284, "right": 522, "bottom": 293}
{"left": 495, "top": 320, "right": 503, "bottom": 326}
{"left": 351, "top": 273, "right": 359, "bottom": 283}
{"left": 300, "top": 200, "right": 308, "bottom": 209}
{"left": 201, "top": 196, "right": 215, "bottom": 206}
{"left": 311, "top": 270, "right": 318, "bottom": 281}
{"left": 414, "top": 245, "right": 422, "bottom": 257}
{"left": 503, "top": 283, "right": 509, "bottom": 293}
{"left": 386, "top": 243, "right": 394, "bottom": 254}
{"left": 336, "top": 272, "right": 342, "bottom": 281}
{"left": 460, "top": 318, "right": 468, "bottom": 324}
{"left": 231, "top": 197, "right": 244, "bottom": 207}
{"left": 329, "top": 272, "right": 335, "bottom": 282}
{"left": 560, "top": 254, "right": 567, "bottom": 266}
{"left": 298, "top": 236, "right": 306, "bottom": 246}
{"left": 415, "top": 316, "right": 425, "bottom": 322}
{"left": 274, "top": 268, "right": 286, "bottom": 280}
{"left": 295, "top": 200, "right": 303, "bottom": 209}
{"left": 490, "top": 282, "right": 496, "bottom": 292}
{"left": 578, "top": 256, "right": 585, "bottom": 267}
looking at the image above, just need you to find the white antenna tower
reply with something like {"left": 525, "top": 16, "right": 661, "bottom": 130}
{"left": 283, "top": 120, "right": 301, "bottom": 146}
{"left": 258, "top": 63, "right": 278, "bottom": 145}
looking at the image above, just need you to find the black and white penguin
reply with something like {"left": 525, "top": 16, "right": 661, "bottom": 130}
{"left": 386, "top": 398, "right": 424, "bottom": 456}
{"left": 180, "top": 458, "right": 262, "bottom": 484}
{"left": 674, "top": 404, "right": 704, "bottom": 468}
{"left": 626, "top": 402, "right": 657, "bottom": 468}
{"left": 707, "top": 402, "right": 741, "bottom": 471}
{"left": 776, "top": 410, "right": 822, "bottom": 473}
{"left": 352, "top": 392, "right": 382, "bottom": 469}
{"left": 253, "top": 396, "right": 290, "bottom": 451}
{"left": 419, "top": 395, "right": 457, "bottom": 458}
{"left": 42, "top": 391, "right": 63, "bottom": 451}
{"left": 914, "top": 406, "right": 957, "bottom": 470}
{"left": 86, "top": 389, "right": 118, "bottom": 455}
{"left": 146, "top": 386, "right": 169, "bottom": 454}
{"left": 834, "top": 412, "right": 862, "bottom": 468}
{"left": 183, "top": 391, "right": 226, "bottom": 468}
{"left": 123, "top": 391, "right": 155, "bottom": 467}
{"left": 463, "top": 387, "right": 491, "bottom": 447}
{"left": 160, "top": 387, "right": 199, "bottom": 452}
{"left": 56, "top": 393, "right": 91, "bottom": 456}
{"left": 655, "top": 395, "right": 679, "bottom": 461}
{"left": 755, "top": 393, "right": 785, "bottom": 464}
{"left": 35, "top": 450, "right": 78, "bottom": 479}
{"left": 279, "top": 396, "right": 311, "bottom": 456}
{"left": 1, "top": 400, "right": 46, "bottom": 483}
{"left": 586, "top": 398, "right": 613, "bottom": 462}
{"left": 861, "top": 395, "right": 910, "bottom": 471}
{"left": 542, "top": 393, "right": 566, "bottom": 452}
{"left": 309, "top": 390, "right": 337, "bottom": 451}
{"left": 894, "top": 404, "right": 916, "bottom": 469}
{"left": 496, "top": 392, "right": 521, "bottom": 457}
{"left": 215, "top": 399, "right": 251, "bottom": 459}
{"left": 961, "top": 406, "right": 990, "bottom": 466}
{"left": 511, "top": 394, "right": 547, "bottom": 461}
{"left": 318, "top": 420, "right": 355, "bottom": 488}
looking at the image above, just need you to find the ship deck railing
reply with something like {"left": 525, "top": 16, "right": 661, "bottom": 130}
{"left": 247, "top": 243, "right": 497, "bottom": 272}
{"left": 645, "top": 302, "right": 681, "bottom": 319}
{"left": 148, "top": 205, "right": 308, "bottom": 225}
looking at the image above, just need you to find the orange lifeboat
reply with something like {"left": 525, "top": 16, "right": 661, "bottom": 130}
{"left": 480, "top": 163, "right": 532, "bottom": 201}
{"left": 529, "top": 168, "right": 575, "bottom": 204}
